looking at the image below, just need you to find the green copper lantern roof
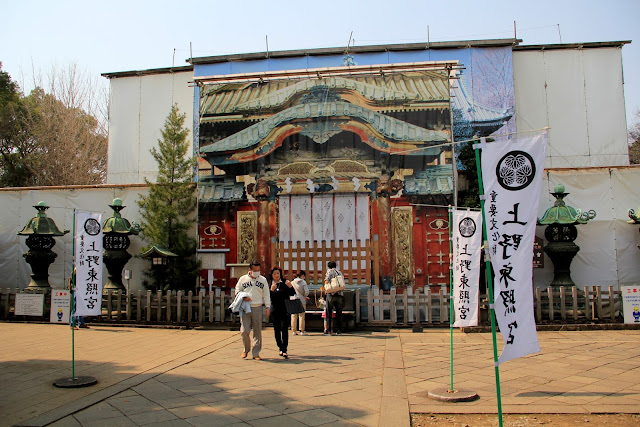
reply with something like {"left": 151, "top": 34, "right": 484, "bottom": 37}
{"left": 140, "top": 245, "right": 178, "bottom": 258}
{"left": 628, "top": 206, "right": 640, "bottom": 224}
{"left": 102, "top": 198, "right": 141, "bottom": 235}
{"left": 537, "top": 185, "right": 596, "bottom": 225}
{"left": 17, "top": 201, "right": 70, "bottom": 236}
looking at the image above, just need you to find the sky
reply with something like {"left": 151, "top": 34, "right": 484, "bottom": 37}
{"left": 1, "top": 0, "right": 639, "bottom": 128}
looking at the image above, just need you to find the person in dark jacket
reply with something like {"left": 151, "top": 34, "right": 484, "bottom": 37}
{"left": 269, "top": 266, "right": 295, "bottom": 358}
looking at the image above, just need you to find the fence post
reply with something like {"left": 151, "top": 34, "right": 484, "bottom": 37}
{"left": 4, "top": 288, "right": 10, "bottom": 319}
{"left": 116, "top": 291, "right": 122, "bottom": 321}
{"left": 146, "top": 290, "right": 151, "bottom": 322}
{"left": 390, "top": 288, "right": 397, "bottom": 323}
{"left": 403, "top": 288, "right": 408, "bottom": 326}
{"left": 198, "top": 290, "right": 204, "bottom": 323}
{"left": 355, "top": 288, "right": 361, "bottom": 324}
{"left": 414, "top": 287, "right": 421, "bottom": 324}
{"left": 106, "top": 290, "right": 113, "bottom": 321}
{"left": 535, "top": 287, "right": 542, "bottom": 322}
{"left": 560, "top": 287, "right": 566, "bottom": 321}
{"left": 547, "top": 287, "right": 554, "bottom": 321}
{"left": 156, "top": 290, "right": 162, "bottom": 322}
{"left": 215, "top": 288, "right": 221, "bottom": 322}
{"left": 596, "top": 286, "right": 603, "bottom": 320}
{"left": 367, "top": 288, "right": 373, "bottom": 323}
{"left": 407, "top": 286, "right": 414, "bottom": 323}
{"left": 584, "top": 286, "right": 591, "bottom": 320}
{"left": 438, "top": 286, "right": 449, "bottom": 323}
{"left": 188, "top": 291, "right": 193, "bottom": 323}
{"left": 167, "top": 291, "right": 173, "bottom": 322}
{"left": 608, "top": 286, "right": 615, "bottom": 321}
{"left": 176, "top": 291, "right": 182, "bottom": 323}
{"left": 209, "top": 291, "right": 214, "bottom": 323}
{"left": 136, "top": 290, "right": 142, "bottom": 321}
{"left": 126, "top": 291, "right": 131, "bottom": 321}
{"left": 572, "top": 286, "right": 578, "bottom": 321}
{"left": 426, "top": 287, "right": 432, "bottom": 324}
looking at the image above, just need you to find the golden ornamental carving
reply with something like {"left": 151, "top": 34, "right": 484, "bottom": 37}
{"left": 329, "top": 160, "right": 369, "bottom": 173}
{"left": 237, "top": 211, "right": 257, "bottom": 264}
{"left": 392, "top": 207, "right": 414, "bottom": 286}
{"left": 278, "top": 162, "right": 315, "bottom": 175}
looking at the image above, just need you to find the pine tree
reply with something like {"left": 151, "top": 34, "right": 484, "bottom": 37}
{"left": 137, "top": 104, "right": 199, "bottom": 291}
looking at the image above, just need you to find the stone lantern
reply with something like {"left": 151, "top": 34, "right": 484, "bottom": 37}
{"left": 537, "top": 184, "right": 596, "bottom": 287}
{"left": 17, "top": 201, "right": 69, "bottom": 290}
{"left": 102, "top": 198, "right": 140, "bottom": 292}
{"left": 629, "top": 206, "right": 640, "bottom": 249}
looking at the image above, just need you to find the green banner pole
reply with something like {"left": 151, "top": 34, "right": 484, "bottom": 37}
{"left": 71, "top": 209, "right": 76, "bottom": 380}
{"left": 448, "top": 205, "right": 454, "bottom": 392}
{"left": 473, "top": 140, "right": 503, "bottom": 427}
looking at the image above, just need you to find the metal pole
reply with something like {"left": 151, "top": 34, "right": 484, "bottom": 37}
{"left": 448, "top": 205, "right": 454, "bottom": 392}
{"left": 473, "top": 140, "right": 503, "bottom": 427}
{"left": 71, "top": 209, "right": 76, "bottom": 380}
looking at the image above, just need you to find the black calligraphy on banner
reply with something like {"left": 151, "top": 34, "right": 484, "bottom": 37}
{"left": 479, "top": 134, "right": 547, "bottom": 364}
{"left": 452, "top": 209, "right": 482, "bottom": 327}
{"left": 74, "top": 212, "right": 103, "bottom": 317}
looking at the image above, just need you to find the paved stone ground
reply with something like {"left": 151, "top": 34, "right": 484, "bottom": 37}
{"left": 1, "top": 324, "right": 639, "bottom": 427}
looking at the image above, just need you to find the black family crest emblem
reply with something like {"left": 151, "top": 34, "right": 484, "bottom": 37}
{"left": 459, "top": 217, "right": 476, "bottom": 238}
{"left": 84, "top": 218, "right": 101, "bottom": 236}
{"left": 496, "top": 150, "right": 536, "bottom": 191}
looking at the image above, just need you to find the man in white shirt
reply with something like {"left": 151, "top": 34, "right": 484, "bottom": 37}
{"left": 235, "top": 261, "right": 271, "bottom": 360}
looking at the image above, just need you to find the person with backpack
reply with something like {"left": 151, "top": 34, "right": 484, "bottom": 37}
{"left": 323, "top": 261, "right": 345, "bottom": 335}
{"left": 291, "top": 270, "right": 309, "bottom": 335}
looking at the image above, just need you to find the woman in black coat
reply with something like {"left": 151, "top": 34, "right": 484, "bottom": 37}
{"left": 269, "top": 266, "right": 295, "bottom": 358}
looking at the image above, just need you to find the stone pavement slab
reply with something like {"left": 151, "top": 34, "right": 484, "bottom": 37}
{"left": 2, "top": 324, "right": 639, "bottom": 427}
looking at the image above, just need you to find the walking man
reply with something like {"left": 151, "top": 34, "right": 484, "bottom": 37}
{"left": 235, "top": 261, "right": 270, "bottom": 360}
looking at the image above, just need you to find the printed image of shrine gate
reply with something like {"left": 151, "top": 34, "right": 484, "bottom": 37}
{"left": 195, "top": 61, "right": 510, "bottom": 290}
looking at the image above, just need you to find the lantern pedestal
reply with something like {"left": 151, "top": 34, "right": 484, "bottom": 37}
{"left": 544, "top": 241, "right": 580, "bottom": 287}
{"left": 103, "top": 249, "right": 132, "bottom": 292}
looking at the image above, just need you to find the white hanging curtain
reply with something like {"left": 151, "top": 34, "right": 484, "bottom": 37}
{"left": 279, "top": 194, "right": 369, "bottom": 244}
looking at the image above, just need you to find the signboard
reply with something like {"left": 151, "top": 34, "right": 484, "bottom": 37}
{"left": 50, "top": 290, "right": 71, "bottom": 323}
{"left": 622, "top": 286, "right": 640, "bottom": 324}
{"left": 533, "top": 236, "right": 544, "bottom": 268}
{"left": 15, "top": 293, "right": 45, "bottom": 316}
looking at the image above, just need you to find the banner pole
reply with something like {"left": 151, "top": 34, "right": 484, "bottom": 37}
{"left": 71, "top": 209, "right": 76, "bottom": 380}
{"left": 448, "top": 205, "right": 454, "bottom": 392}
{"left": 53, "top": 209, "right": 98, "bottom": 388}
{"left": 474, "top": 140, "right": 504, "bottom": 427}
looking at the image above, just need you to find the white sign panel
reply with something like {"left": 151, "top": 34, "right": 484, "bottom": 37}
{"left": 74, "top": 211, "right": 103, "bottom": 316}
{"left": 15, "top": 294, "right": 45, "bottom": 316}
{"left": 50, "top": 290, "right": 71, "bottom": 323}
{"left": 452, "top": 209, "right": 482, "bottom": 327}
{"left": 480, "top": 133, "right": 547, "bottom": 364}
{"left": 622, "top": 286, "right": 640, "bottom": 324}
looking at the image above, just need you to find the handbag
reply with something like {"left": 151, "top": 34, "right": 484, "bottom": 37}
{"left": 284, "top": 298, "right": 305, "bottom": 314}
{"left": 325, "top": 269, "right": 346, "bottom": 294}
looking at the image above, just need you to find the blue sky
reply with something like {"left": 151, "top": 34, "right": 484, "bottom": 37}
{"left": 1, "top": 0, "right": 638, "bottom": 127}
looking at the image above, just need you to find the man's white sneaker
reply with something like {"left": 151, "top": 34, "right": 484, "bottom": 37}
{"left": 300, "top": 331, "right": 308, "bottom": 336}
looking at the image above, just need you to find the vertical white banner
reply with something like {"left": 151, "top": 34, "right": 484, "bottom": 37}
{"left": 480, "top": 133, "right": 547, "bottom": 364}
{"left": 452, "top": 209, "right": 482, "bottom": 327}
{"left": 74, "top": 211, "right": 103, "bottom": 316}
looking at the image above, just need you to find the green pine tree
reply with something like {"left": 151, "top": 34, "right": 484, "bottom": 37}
{"left": 137, "top": 104, "right": 199, "bottom": 291}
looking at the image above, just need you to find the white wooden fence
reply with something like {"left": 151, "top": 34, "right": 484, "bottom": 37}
{"left": 0, "top": 285, "right": 622, "bottom": 325}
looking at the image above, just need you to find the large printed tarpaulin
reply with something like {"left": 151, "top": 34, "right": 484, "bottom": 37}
{"left": 452, "top": 209, "right": 482, "bottom": 327}
{"left": 74, "top": 211, "right": 103, "bottom": 316}
{"left": 480, "top": 133, "right": 547, "bottom": 363}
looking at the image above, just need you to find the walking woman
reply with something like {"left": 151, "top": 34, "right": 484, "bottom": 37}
{"left": 269, "top": 266, "right": 295, "bottom": 358}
